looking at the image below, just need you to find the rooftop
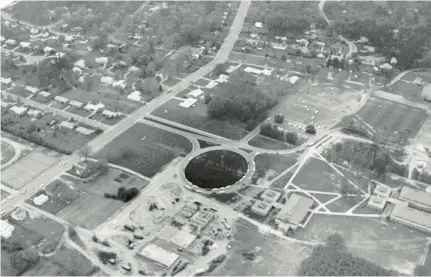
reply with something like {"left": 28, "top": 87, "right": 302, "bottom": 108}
{"left": 139, "top": 244, "right": 179, "bottom": 268}
{"left": 399, "top": 186, "right": 431, "bottom": 208}
{"left": 391, "top": 204, "right": 431, "bottom": 230}
{"left": 276, "top": 194, "right": 313, "bottom": 226}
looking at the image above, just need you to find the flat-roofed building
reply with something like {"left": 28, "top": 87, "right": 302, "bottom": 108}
{"left": 25, "top": 86, "right": 39, "bottom": 94}
{"left": 11, "top": 207, "right": 26, "bottom": 221}
{"left": 216, "top": 74, "right": 229, "bottom": 83}
{"left": 33, "top": 194, "right": 49, "bottom": 206}
{"left": 179, "top": 98, "right": 198, "bottom": 108}
{"left": 275, "top": 194, "right": 313, "bottom": 232}
{"left": 189, "top": 209, "right": 215, "bottom": 231}
{"left": 38, "top": 91, "right": 51, "bottom": 98}
{"left": 251, "top": 200, "right": 272, "bottom": 217}
{"left": 69, "top": 100, "right": 84, "bottom": 108}
{"left": 373, "top": 183, "right": 391, "bottom": 199}
{"left": 138, "top": 244, "right": 179, "bottom": 268}
{"left": 76, "top": 126, "right": 95, "bottom": 136}
{"left": 27, "top": 109, "right": 42, "bottom": 118}
{"left": 127, "top": 91, "right": 142, "bottom": 102}
{"left": 390, "top": 204, "right": 431, "bottom": 234}
{"left": 244, "top": 67, "right": 262, "bottom": 75}
{"left": 84, "top": 102, "right": 105, "bottom": 112}
{"left": 10, "top": 106, "right": 28, "bottom": 116}
{"left": 176, "top": 203, "right": 199, "bottom": 219}
{"left": 187, "top": 89, "right": 204, "bottom": 98}
{"left": 54, "top": 96, "right": 69, "bottom": 104}
{"left": 59, "top": 121, "right": 76, "bottom": 130}
{"left": 159, "top": 226, "right": 197, "bottom": 248}
{"left": 399, "top": 186, "right": 431, "bottom": 212}
{"left": 367, "top": 195, "right": 387, "bottom": 211}
{"left": 0, "top": 220, "right": 15, "bottom": 239}
{"left": 260, "top": 189, "right": 281, "bottom": 204}
{"left": 1, "top": 77, "right": 12, "bottom": 85}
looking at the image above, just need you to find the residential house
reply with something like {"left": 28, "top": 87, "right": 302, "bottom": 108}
{"left": 69, "top": 100, "right": 84, "bottom": 109}
{"left": 73, "top": 59, "right": 87, "bottom": 69}
{"left": 27, "top": 109, "right": 42, "bottom": 118}
{"left": 54, "top": 96, "right": 69, "bottom": 104}
{"left": 84, "top": 102, "right": 105, "bottom": 113}
{"left": 25, "top": 86, "right": 39, "bottom": 94}
{"left": 43, "top": 46, "right": 55, "bottom": 55}
{"left": 255, "top": 22, "right": 263, "bottom": 28}
{"left": 59, "top": 121, "right": 76, "bottom": 130}
{"left": 38, "top": 91, "right": 51, "bottom": 98}
{"left": 1, "top": 77, "right": 12, "bottom": 85}
{"left": 127, "top": 91, "right": 142, "bottom": 102}
{"left": 101, "top": 76, "right": 114, "bottom": 86}
{"left": 112, "top": 80, "right": 126, "bottom": 90}
{"left": 19, "top": 41, "right": 31, "bottom": 50}
{"left": 5, "top": 39, "right": 17, "bottom": 46}
{"left": 10, "top": 106, "right": 28, "bottom": 116}
{"left": 95, "top": 57, "right": 108, "bottom": 64}
{"left": 76, "top": 126, "right": 95, "bottom": 136}
{"left": 102, "top": 110, "right": 119, "bottom": 119}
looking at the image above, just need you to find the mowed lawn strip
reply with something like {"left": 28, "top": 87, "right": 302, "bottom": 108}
{"left": 95, "top": 122, "right": 193, "bottom": 177}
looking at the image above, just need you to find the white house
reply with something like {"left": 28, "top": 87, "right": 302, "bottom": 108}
{"left": 76, "top": 126, "right": 95, "bottom": 136}
{"left": 10, "top": 106, "right": 28, "bottom": 116}
{"left": 27, "top": 109, "right": 42, "bottom": 118}
{"left": 179, "top": 98, "right": 198, "bottom": 108}
{"left": 272, "top": 43, "right": 287, "bottom": 51}
{"left": 244, "top": 67, "right": 262, "bottom": 75}
{"left": 216, "top": 74, "right": 229, "bottom": 83}
{"left": 102, "top": 110, "right": 118, "bottom": 119}
{"left": 33, "top": 194, "right": 49, "bottom": 206}
{"left": 25, "top": 86, "right": 39, "bottom": 94}
{"left": 187, "top": 89, "right": 204, "bottom": 98}
{"left": 84, "top": 102, "right": 105, "bottom": 112}
{"left": 6, "top": 39, "right": 17, "bottom": 46}
{"left": 30, "top": 28, "right": 39, "bottom": 34}
{"left": 54, "top": 96, "right": 69, "bottom": 104}
{"left": 1, "top": 77, "right": 12, "bottom": 85}
{"left": 255, "top": 22, "right": 263, "bottom": 28}
{"left": 69, "top": 100, "right": 84, "bottom": 108}
{"left": 112, "top": 80, "right": 126, "bottom": 90}
{"left": 206, "top": 81, "right": 218, "bottom": 89}
{"left": 262, "top": 68, "right": 272, "bottom": 76}
{"left": 19, "top": 41, "right": 31, "bottom": 49}
{"left": 275, "top": 36, "right": 288, "bottom": 41}
{"left": 101, "top": 76, "right": 114, "bottom": 86}
{"left": 127, "top": 91, "right": 142, "bottom": 102}
{"left": 390, "top": 57, "right": 397, "bottom": 65}
{"left": 288, "top": 76, "right": 300, "bottom": 85}
{"left": 95, "top": 57, "right": 108, "bottom": 64}
{"left": 43, "top": 46, "right": 55, "bottom": 55}
{"left": 59, "top": 121, "right": 76, "bottom": 130}
{"left": 38, "top": 91, "right": 51, "bottom": 98}
{"left": 73, "top": 59, "right": 87, "bottom": 69}
{"left": 72, "top": 67, "right": 83, "bottom": 76}
{"left": 64, "top": 35, "right": 74, "bottom": 42}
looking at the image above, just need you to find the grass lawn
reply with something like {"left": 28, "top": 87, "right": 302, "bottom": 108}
{"left": 1, "top": 189, "right": 10, "bottom": 200}
{"left": 68, "top": 107, "right": 92, "bottom": 117}
{"left": 325, "top": 195, "right": 366, "bottom": 213}
{"left": 254, "top": 153, "right": 297, "bottom": 180}
{"left": 23, "top": 245, "right": 96, "bottom": 276}
{"left": 270, "top": 164, "right": 299, "bottom": 189}
{"left": 95, "top": 122, "right": 192, "bottom": 177}
{"left": 292, "top": 214, "right": 428, "bottom": 275}
{"left": 1, "top": 141, "right": 15, "bottom": 165}
{"left": 56, "top": 192, "right": 123, "bottom": 230}
{"left": 151, "top": 98, "right": 250, "bottom": 140}
{"left": 248, "top": 134, "right": 294, "bottom": 150}
{"left": 292, "top": 157, "right": 349, "bottom": 193}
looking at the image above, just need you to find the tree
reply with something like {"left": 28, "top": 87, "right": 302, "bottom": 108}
{"left": 274, "top": 114, "right": 284, "bottom": 123}
{"left": 78, "top": 145, "right": 92, "bottom": 161}
{"left": 101, "top": 22, "right": 111, "bottom": 32}
{"left": 214, "top": 63, "right": 226, "bottom": 75}
{"left": 27, "top": 123, "right": 36, "bottom": 134}
{"left": 305, "top": 125, "right": 316, "bottom": 135}
{"left": 10, "top": 249, "right": 40, "bottom": 275}
{"left": 146, "top": 61, "right": 156, "bottom": 77}
{"left": 141, "top": 77, "right": 159, "bottom": 97}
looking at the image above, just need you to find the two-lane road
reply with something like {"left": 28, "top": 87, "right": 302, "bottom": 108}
{"left": 1, "top": 0, "right": 251, "bottom": 214}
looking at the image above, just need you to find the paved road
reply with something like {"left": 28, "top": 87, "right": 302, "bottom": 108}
{"left": 1, "top": 0, "right": 252, "bottom": 214}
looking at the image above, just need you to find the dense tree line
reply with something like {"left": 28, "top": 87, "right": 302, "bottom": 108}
{"left": 207, "top": 70, "right": 277, "bottom": 129}
{"left": 260, "top": 123, "right": 298, "bottom": 145}
{"left": 104, "top": 186, "right": 139, "bottom": 202}
{"left": 246, "top": 2, "right": 327, "bottom": 36}
{"left": 298, "top": 234, "right": 397, "bottom": 276}
{"left": 325, "top": 1, "right": 431, "bottom": 69}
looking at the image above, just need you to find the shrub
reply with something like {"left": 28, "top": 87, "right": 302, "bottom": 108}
{"left": 274, "top": 114, "right": 284, "bottom": 123}
{"left": 97, "top": 251, "right": 116, "bottom": 264}
{"left": 305, "top": 124, "right": 316, "bottom": 135}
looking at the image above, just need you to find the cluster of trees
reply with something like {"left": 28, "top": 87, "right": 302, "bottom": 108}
{"left": 134, "top": 77, "right": 161, "bottom": 98}
{"left": 104, "top": 186, "right": 139, "bottom": 202}
{"left": 260, "top": 123, "right": 299, "bottom": 145}
{"left": 326, "top": 1, "right": 431, "bottom": 69}
{"left": 247, "top": 2, "right": 327, "bottom": 35}
{"left": 10, "top": 249, "right": 40, "bottom": 275}
{"left": 207, "top": 70, "right": 277, "bottom": 129}
{"left": 298, "top": 234, "right": 397, "bottom": 276}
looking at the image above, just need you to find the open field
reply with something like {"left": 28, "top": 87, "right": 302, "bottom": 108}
{"left": 56, "top": 192, "right": 123, "bottom": 229}
{"left": 387, "top": 71, "right": 431, "bottom": 102}
{"left": 292, "top": 157, "right": 349, "bottom": 193}
{"left": 1, "top": 189, "right": 11, "bottom": 200}
{"left": 292, "top": 214, "right": 429, "bottom": 275}
{"left": 96, "top": 122, "right": 192, "bottom": 177}
{"left": 248, "top": 134, "right": 293, "bottom": 150}
{"left": 23, "top": 245, "right": 96, "bottom": 276}
{"left": 325, "top": 195, "right": 366, "bottom": 213}
{"left": 356, "top": 97, "right": 428, "bottom": 139}
{"left": 1, "top": 141, "right": 15, "bottom": 165}
{"left": 151, "top": 98, "right": 249, "bottom": 140}
{"left": 253, "top": 153, "right": 297, "bottom": 183}
{"left": 1, "top": 150, "right": 58, "bottom": 189}
{"left": 212, "top": 218, "right": 312, "bottom": 276}
{"left": 270, "top": 165, "right": 299, "bottom": 189}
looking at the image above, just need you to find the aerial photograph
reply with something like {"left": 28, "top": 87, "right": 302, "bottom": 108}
{"left": 1, "top": 0, "right": 431, "bottom": 276}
